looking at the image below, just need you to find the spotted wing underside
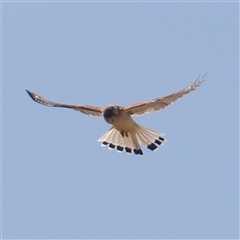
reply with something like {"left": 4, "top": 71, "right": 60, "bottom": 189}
{"left": 26, "top": 90, "right": 103, "bottom": 116}
{"left": 123, "top": 73, "right": 206, "bottom": 116}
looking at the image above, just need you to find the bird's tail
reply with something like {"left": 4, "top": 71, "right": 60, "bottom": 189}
{"left": 98, "top": 124, "right": 165, "bottom": 155}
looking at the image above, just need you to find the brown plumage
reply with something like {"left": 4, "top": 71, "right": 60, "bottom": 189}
{"left": 26, "top": 73, "right": 206, "bottom": 155}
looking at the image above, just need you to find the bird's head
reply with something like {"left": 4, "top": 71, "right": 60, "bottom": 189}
{"left": 103, "top": 106, "right": 120, "bottom": 123}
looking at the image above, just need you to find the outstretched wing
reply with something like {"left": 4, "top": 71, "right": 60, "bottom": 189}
{"left": 123, "top": 73, "right": 206, "bottom": 116}
{"left": 26, "top": 90, "right": 103, "bottom": 116}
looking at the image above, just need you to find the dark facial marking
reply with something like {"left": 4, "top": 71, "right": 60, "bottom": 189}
{"left": 103, "top": 106, "right": 119, "bottom": 119}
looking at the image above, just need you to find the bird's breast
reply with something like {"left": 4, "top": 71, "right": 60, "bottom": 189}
{"left": 110, "top": 113, "right": 136, "bottom": 132}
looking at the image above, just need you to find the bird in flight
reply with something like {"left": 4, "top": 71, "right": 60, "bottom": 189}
{"left": 26, "top": 74, "right": 206, "bottom": 155}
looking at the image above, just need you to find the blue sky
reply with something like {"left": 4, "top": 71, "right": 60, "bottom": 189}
{"left": 2, "top": 1, "right": 239, "bottom": 239}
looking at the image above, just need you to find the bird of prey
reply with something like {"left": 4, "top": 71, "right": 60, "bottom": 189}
{"left": 26, "top": 74, "right": 206, "bottom": 155}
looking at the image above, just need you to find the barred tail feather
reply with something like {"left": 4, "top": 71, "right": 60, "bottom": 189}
{"left": 98, "top": 124, "right": 165, "bottom": 155}
{"left": 135, "top": 125, "right": 165, "bottom": 151}
{"left": 98, "top": 127, "right": 143, "bottom": 155}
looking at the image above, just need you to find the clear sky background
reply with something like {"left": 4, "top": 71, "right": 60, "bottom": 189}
{"left": 2, "top": 1, "right": 239, "bottom": 239}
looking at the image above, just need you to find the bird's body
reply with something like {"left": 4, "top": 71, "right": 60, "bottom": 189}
{"left": 26, "top": 73, "right": 206, "bottom": 155}
{"left": 103, "top": 106, "right": 135, "bottom": 132}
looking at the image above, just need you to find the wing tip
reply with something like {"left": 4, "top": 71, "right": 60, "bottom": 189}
{"left": 196, "top": 71, "right": 208, "bottom": 84}
{"left": 26, "top": 89, "right": 37, "bottom": 101}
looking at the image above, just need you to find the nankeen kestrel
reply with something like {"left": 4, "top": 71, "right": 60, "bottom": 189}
{"left": 26, "top": 74, "right": 206, "bottom": 155}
